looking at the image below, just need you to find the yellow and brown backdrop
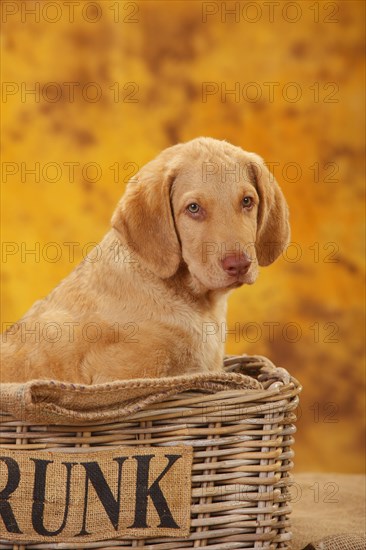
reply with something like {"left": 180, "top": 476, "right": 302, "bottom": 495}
{"left": 1, "top": 0, "right": 365, "bottom": 472}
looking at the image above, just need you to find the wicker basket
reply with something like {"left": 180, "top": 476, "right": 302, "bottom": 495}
{"left": 0, "top": 355, "right": 301, "bottom": 549}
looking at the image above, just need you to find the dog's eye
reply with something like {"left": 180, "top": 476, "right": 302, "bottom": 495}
{"left": 187, "top": 203, "right": 200, "bottom": 214}
{"left": 242, "top": 196, "right": 254, "bottom": 209}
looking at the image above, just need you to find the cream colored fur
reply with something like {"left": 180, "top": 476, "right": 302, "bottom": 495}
{"left": 1, "top": 137, "right": 290, "bottom": 383}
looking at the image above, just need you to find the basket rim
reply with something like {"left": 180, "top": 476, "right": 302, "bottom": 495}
{"left": 0, "top": 354, "right": 301, "bottom": 426}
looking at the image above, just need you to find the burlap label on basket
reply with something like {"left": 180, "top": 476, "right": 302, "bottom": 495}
{"left": 0, "top": 446, "right": 193, "bottom": 543}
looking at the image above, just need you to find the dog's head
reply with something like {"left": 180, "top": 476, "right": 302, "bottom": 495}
{"left": 112, "top": 137, "right": 290, "bottom": 291}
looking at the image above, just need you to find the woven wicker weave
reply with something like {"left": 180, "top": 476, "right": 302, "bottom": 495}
{"left": 0, "top": 354, "right": 301, "bottom": 549}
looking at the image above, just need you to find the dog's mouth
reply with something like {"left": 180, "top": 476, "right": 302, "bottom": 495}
{"left": 223, "top": 278, "right": 246, "bottom": 290}
{"left": 223, "top": 270, "right": 257, "bottom": 289}
{"left": 228, "top": 280, "right": 244, "bottom": 288}
{"left": 211, "top": 279, "right": 244, "bottom": 292}
{"left": 186, "top": 263, "right": 257, "bottom": 293}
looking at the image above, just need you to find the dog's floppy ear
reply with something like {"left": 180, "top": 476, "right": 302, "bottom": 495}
{"left": 249, "top": 154, "right": 290, "bottom": 266}
{"left": 111, "top": 156, "right": 181, "bottom": 279}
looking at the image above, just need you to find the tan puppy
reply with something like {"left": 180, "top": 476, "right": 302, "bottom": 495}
{"left": 1, "top": 138, "right": 290, "bottom": 384}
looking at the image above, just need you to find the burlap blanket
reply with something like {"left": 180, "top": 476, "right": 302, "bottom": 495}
{"left": 0, "top": 370, "right": 263, "bottom": 424}
{"left": 3, "top": 358, "right": 363, "bottom": 548}
{"left": 293, "top": 473, "right": 366, "bottom": 549}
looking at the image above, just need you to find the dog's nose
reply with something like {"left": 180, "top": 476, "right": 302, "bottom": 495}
{"left": 222, "top": 253, "right": 251, "bottom": 276}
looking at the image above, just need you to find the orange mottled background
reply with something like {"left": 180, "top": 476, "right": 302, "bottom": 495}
{"left": 1, "top": 1, "right": 365, "bottom": 472}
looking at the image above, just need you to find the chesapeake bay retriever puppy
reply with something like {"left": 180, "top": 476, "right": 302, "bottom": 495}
{"left": 1, "top": 137, "right": 290, "bottom": 384}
